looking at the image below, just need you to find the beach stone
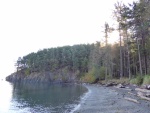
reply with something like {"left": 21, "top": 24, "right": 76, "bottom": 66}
{"left": 147, "top": 85, "right": 150, "bottom": 90}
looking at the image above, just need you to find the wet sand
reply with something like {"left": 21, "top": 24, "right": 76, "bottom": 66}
{"left": 74, "top": 84, "right": 150, "bottom": 113}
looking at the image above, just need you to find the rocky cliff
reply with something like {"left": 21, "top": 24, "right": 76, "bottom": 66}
{"left": 6, "top": 70, "right": 80, "bottom": 84}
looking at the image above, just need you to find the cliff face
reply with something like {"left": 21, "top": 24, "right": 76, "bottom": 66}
{"left": 6, "top": 70, "right": 80, "bottom": 84}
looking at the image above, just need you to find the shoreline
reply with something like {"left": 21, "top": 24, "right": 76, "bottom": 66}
{"left": 71, "top": 84, "right": 92, "bottom": 113}
{"left": 74, "top": 84, "right": 150, "bottom": 113}
{"left": 5, "top": 79, "right": 150, "bottom": 113}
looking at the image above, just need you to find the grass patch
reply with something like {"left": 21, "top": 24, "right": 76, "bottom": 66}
{"left": 143, "top": 75, "right": 150, "bottom": 85}
{"left": 130, "top": 76, "right": 143, "bottom": 85}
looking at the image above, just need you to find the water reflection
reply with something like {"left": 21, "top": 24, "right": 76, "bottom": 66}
{"left": 0, "top": 81, "right": 13, "bottom": 113}
{"left": 10, "top": 83, "right": 87, "bottom": 113}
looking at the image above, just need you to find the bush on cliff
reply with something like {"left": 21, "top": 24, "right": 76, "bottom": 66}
{"left": 25, "top": 68, "right": 31, "bottom": 76}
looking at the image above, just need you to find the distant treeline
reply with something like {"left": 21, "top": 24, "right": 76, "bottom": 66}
{"left": 16, "top": 44, "right": 91, "bottom": 73}
{"left": 16, "top": 42, "right": 119, "bottom": 82}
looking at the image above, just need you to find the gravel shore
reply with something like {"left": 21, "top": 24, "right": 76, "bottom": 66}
{"left": 74, "top": 84, "right": 150, "bottom": 113}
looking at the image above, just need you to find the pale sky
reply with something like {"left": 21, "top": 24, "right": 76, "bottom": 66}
{"left": 0, "top": 0, "right": 137, "bottom": 78}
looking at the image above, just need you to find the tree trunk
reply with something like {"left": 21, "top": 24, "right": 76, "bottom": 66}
{"left": 104, "top": 23, "right": 109, "bottom": 80}
{"left": 126, "top": 29, "right": 131, "bottom": 79}
{"left": 137, "top": 39, "right": 143, "bottom": 76}
{"left": 119, "top": 24, "right": 123, "bottom": 79}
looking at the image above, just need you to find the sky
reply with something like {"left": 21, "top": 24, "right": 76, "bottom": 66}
{"left": 0, "top": 0, "right": 137, "bottom": 78}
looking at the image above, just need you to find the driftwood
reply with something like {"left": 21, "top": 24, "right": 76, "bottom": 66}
{"left": 124, "top": 97, "right": 140, "bottom": 104}
{"left": 128, "top": 92, "right": 136, "bottom": 96}
{"left": 135, "top": 88, "right": 150, "bottom": 93}
{"left": 136, "top": 88, "right": 150, "bottom": 101}
{"left": 116, "top": 84, "right": 125, "bottom": 88}
{"left": 138, "top": 95, "right": 150, "bottom": 101}
{"left": 137, "top": 91, "right": 145, "bottom": 97}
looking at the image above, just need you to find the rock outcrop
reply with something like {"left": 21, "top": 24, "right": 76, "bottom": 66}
{"left": 6, "top": 70, "right": 79, "bottom": 84}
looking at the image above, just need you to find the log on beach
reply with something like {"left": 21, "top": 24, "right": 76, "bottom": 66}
{"left": 138, "top": 95, "right": 150, "bottom": 101}
{"left": 124, "top": 97, "right": 140, "bottom": 104}
{"left": 135, "top": 88, "right": 150, "bottom": 93}
{"left": 136, "top": 88, "right": 150, "bottom": 101}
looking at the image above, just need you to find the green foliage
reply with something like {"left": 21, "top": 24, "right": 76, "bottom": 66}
{"left": 81, "top": 73, "right": 96, "bottom": 83}
{"left": 143, "top": 75, "right": 150, "bottom": 85}
{"left": 130, "top": 76, "right": 143, "bottom": 85}
{"left": 81, "top": 67, "right": 96, "bottom": 83}
{"left": 90, "top": 66, "right": 106, "bottom": 80}
{"left": 99, "top": 66, "right": 106, "bottom": 80}
{"left": 81, "top": 66, "right": 103, "bottom": 83}
{"left": 19, "top": 44, "right": 91, "bottom": 73}
{"left": 24, "top": 68, "right": 31, "bottom": 76}
{"left": 130, "top": 75, "right": 150, "bottom": 85}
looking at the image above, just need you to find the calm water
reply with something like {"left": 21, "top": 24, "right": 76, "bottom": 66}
{"left": 0, "top": 80, "right": 87, "bottom": 113}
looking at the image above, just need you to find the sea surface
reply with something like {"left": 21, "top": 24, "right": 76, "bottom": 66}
{"left": 0, "top": 80, "right": 87, "bottom": 113}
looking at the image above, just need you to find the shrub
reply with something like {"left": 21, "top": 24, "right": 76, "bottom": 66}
{"left": 81, "top": 74, "right": 95, "bottom": 83}
{"left": 81, "top": 71, "right": 96, "bottom": 83}
{"left": 130, "top": 76, "right": 143, "bottom": 85}
{"left": 143, "top": 75, "right": 150, "bottom": 85}
{"left": 81, "top": 66, "right": 106, "bottom": 83}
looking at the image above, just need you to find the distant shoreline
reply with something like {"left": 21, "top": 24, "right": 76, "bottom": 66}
{"left": 74, "top": 84, "right": 150, "bottom": 113}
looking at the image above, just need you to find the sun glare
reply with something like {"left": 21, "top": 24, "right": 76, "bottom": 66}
{"left": 100, "top": 31, "right": 119, "bottom": 46}
{"left": 108, "top": 31, "right": 119, "bottom": 45}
